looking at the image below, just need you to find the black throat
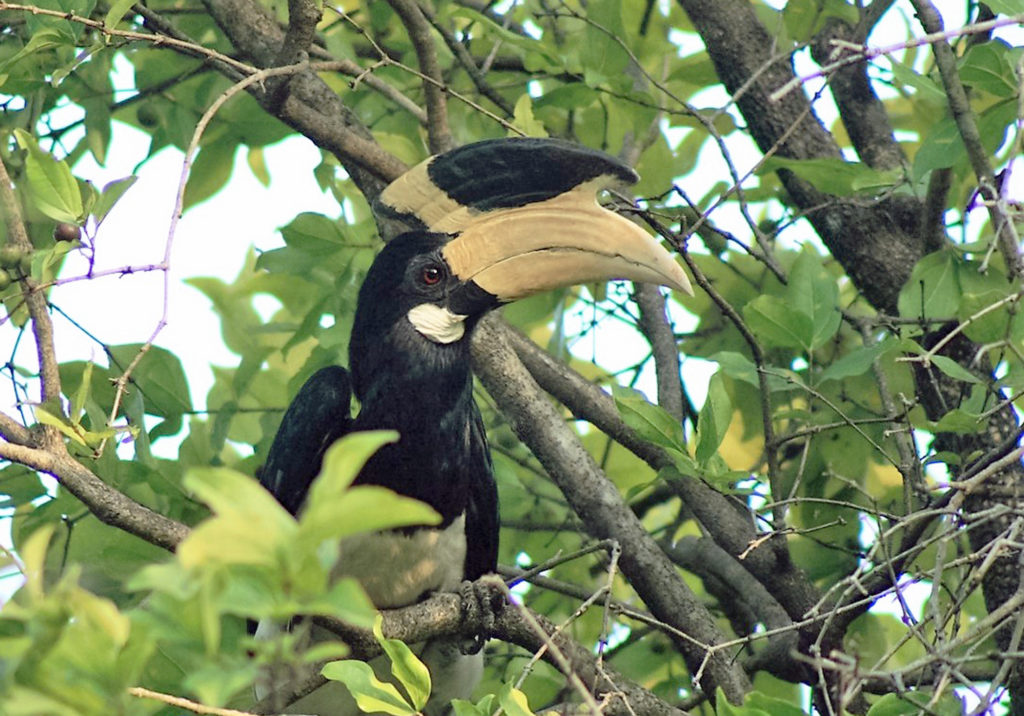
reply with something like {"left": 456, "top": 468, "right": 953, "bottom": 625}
{"left": 349, "top": 324, "right": 484, "bottom": 526}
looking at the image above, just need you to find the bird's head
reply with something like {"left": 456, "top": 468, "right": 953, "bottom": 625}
{"left": 350, "top": 138, "right": 693, "bottom": 398}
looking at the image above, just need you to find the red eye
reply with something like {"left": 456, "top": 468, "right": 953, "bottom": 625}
{"left": 421, "top": 265, "right": 442, "bottom": 285}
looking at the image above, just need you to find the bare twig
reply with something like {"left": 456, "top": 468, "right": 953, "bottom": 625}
{"left": 385, "top": 0, "right": 453, "bottom": 153}
{"left": 129, "top": 687, "right": 260, "bottom": 716}
{"left": 771, "top": 13, "right": 1024, "bottom": 102}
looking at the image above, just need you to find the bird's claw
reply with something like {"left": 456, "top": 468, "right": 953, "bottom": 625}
{"left": 458, "top": 578, "right": 505, "bottom": 655}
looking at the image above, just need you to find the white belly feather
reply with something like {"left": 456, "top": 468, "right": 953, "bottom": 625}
{"left": 334, "top": 515, "right": 468, "bottom": 608}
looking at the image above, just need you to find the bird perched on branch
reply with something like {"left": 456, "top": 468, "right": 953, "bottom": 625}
{"left": 258, "top": 137, "right": 692, "bottom": 714}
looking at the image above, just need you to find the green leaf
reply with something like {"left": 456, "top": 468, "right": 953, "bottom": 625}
{"left": 91, "top": 175, "right": 137, "bottom": 227}
{"left": 581, "top": 0, "right": 630, "bottom": 86}
{"left": 306, "top": 578, "right": 377, "bottom": 628}
{"left": 759, "top": 156, "right": 899, "bottom": 196}
{"left": 69, "top": 360, "right": 92, "bottom": 423}
{"left": 374, "top": 615, "right": 431, "bottom": 711}
{"left": 298, "top": 431, "right": 441, "bottom": 546}
{"left": 322, "top": 660, "right": 417, "bottom": 716}
{"left": 933, "top": 408, "right": 983, "bottom": 434}
{"left": 787, "top": 249, "right": 840, "bottom": 350}
{"left": 103, "top": 0, "right": 136, "bottom": 28}
{"left": 745, "top": 690, "right": 809, "bottom": 716}
{"left": 247, "top": 146, "right": 270, "bottom": 186}
{"left": 929, "top": 355, "right": 982, "bottom": 385}
{"left": 280, "top": 212, "right": 350, "bottom": 256}
{"left": 21, "top": 524, "right": 56, "bottom": 601}
{"left": 14, "top": 129, "right": 84, "bottom": 223}
{"left": 178, "top": 467, "right": 296, "bottom": 568}
{"left": 897, "top": 251, "right": 960, "bottom": 320}
{"left": 451, "top": 699, "right": 489, "bottom": 716}
{"left": 108, "top": 343, "right": 193, "bottom": 416}
{"left": 183, "top": 139, "right": 237, "bottom": 210}
{"left": 818, "top": 339, "right": 897, "bottom": 383}
{"left": 960, "top": 40, "right": 1020, "bottom": 97}
{"left": 0, "top": 28, "right": 70, "bottom": 75}
{"left": 35, "top": 407, "right": 87, "bottom": 446}
{"left": 497, "top": 683, "right": 537, "bottom": 716}
{"left": 310, "top": 431, "right": 398, "bottom": 496}
{"left": 983, "top": 0, "right": 1024, "bottom": 12}
{"left": 783, "top": 0, "right": 858, "bottom": 41}
{"left": 510, "top": 94, "right": 548, "bottom": 138}
{"left": 913, "top": 118, "right": 964, "bottom": 179}
{"left": 695, "top": 373, "right": 732, "bottom": 465}
{"left": 611, "top": 385, "right": 685, "bottom": 450}
{"left": 867, "top": 691, "right": 963, "bottom": 716}
{"left": 743, "top": 295, "right": 814, "bottom": 350}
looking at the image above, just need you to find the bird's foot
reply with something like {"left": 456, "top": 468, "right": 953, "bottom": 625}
{"left": 458, "top": 577, "right": 505, "bottom": 655}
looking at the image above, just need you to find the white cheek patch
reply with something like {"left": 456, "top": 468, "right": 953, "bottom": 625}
{"left": 407, "top": 303, "right": 468, "bottom": 344}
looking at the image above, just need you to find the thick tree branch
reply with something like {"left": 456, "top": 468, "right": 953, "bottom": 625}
{"left": 276, "top": 0, "right": 321, "bottom": 65}
{"left": 199, "top": 0, "right": 402, "bottom": 196}
{"left": 676, "top": 0, "right": 927, "bottom": 313}
{"left": 385, "top": 0, "right": 454, "bottom": 153}
{"left": 0, "top": 154, "right": 62, "bottom": 411}
{"left": 471, "top": 316, "right": 752, "bottom": 704}
{"left": 502, "top": 324, "right": 823, "bottom": 626}
{"left": 0, "top": 441, "right": 189, "bottom": 552}
{"left": 810, "top": 18, "right": 905, "bottom": 170}
{"left": 634, "top": 283, "right": 687, "bottom": 424}
{"left": 256, "top": 590, "right": 687, "bottom": 716}
{"left": 910, "top": 0, "right": 1024, "bottom": 280}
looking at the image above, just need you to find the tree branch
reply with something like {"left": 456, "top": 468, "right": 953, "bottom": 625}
{"left": 385, "top": 0, "right": 454, "bottom": 153}
{"left": 0, "top": 152, "right": 62, "bottom": 412}
{"left": 0, "top": 441, "right": 189, "bottom": 552}
{"left": 634, "top": 283, "right": 687, "bottom": 424}
{"left": 471, "top": 316, "right": 752, "bottom": 704}
{"left": 909, "top": 0, "right": 1024, "bottom": 280}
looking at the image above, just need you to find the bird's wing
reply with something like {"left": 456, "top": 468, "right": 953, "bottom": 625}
{"left": 464, "top": 408, "right": 498, "bottom": 580}
{"left": 260, "top": 365, "right": 354, "bottom": 515}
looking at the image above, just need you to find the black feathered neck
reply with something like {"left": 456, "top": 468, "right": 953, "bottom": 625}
{"left": 347, "top": 232, "right": 489, "bottom": 524}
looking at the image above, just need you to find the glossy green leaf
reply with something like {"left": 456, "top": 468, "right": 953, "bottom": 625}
{"left": 787, "top": 249, "right": 841, "bottom": 350}
{"left": 611, "top": 384, "right": 685, "bottom": 450}
{"left": 695, "top": 372, "right": 732, "bottom": 466}
{"left": 759, "top": 156, "right": 899, "bottom": 196}
{"left": 497, "top": 683, "right": 537, "bottom": 716}
{"left": 108, "top": 343, "right": 193, "bottom": 416}
{"left": 983, "top": 0, "right": 1024, "bottom": 12}
{"left": 743, "top": 295, "right": 814, "bottom": 350}
{"left": 103, "top": 0, "right": 136, "bottom": 28}
{"left": 960, "top": 40, "right": 1020, "bottom": 97}
{"left": 322, "top": 660, "right": 416, "bottom": 716}
{"left": 183, "top": 139, "right": 236, "bottom": 210}
{"left": 91, "top": 175, "right": 137, "bottom": 226}
{"left": 929, "top": 355, "right": 983, "bottom": 385}
{"left": 897, "top": 251, "right": 960, "bottom": 320}
{"left": 14, "top": 129, "right": 84, "bottom": 223}
{"left": 374, "top": 615, "right": 431, "bottom": 711}
{"left": 818, "top": 339, "right": 897, "bottom": 383}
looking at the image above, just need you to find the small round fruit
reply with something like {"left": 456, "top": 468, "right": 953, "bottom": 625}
{"left": 0, "top": 246, "right": 23, "bottom": 268}
{"left": 136, "top": 105, "right": 160, "bottom": 128}
{"left": 18, "top": 252, "right": 32, "bottom": 275}
{"left": 0, "top": 268, "right": 11, "bottom": 291}
{"left": 53, "top": 222, "right": 81, "bottom": 243}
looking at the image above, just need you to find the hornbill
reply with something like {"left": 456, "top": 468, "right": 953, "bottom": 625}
{"left": 258, "top": 138, "right": 692, "bottom": 714}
